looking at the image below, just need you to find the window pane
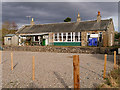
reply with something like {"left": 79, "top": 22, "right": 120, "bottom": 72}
{"left": 35, "top": 36, "right": 39, "bottom": 41}
{"left": 8, "top": 38, "right": 11, "bottom": 40}
{"left": 99, "top": 32, "right": 102, "bottom": 42}
{"left": 80, "top": 32, "right": 81, "bottom": 41}
{"left": 59, "top": 33, "right": 62, "bottom": 41}
{"left": 63, "top": 33, "right": 66, "bottom": 41}
{"left": 75, "top": 32, "right": 78, "bottom": 41}
{"left": 75, "top": 32, "right": 78, "bottom": 36}
{"left": 68, "top": 32, "right": 71, "bottom": 41}
{"left": 54, "top": 33, "right": 57, "bottom": 41}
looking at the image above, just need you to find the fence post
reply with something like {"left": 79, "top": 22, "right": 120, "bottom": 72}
{"left": 114, "top": 51, "right": 117, "bottom": 69}
{"left": 73, "top": 55, "right": 80, "bottom": 89}
{"left": 11, "top": 52, "right": 13, "bottom": 70}
{"left": 32, "top": 56, "right": 35, "bottom": 81}
{"left": 103, "top": 54, "right": 107, "bottom": 79}
{"left": 0, "top": 51, "right": 1, "bottom": 64}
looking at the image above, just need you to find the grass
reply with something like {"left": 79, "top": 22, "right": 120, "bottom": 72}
{"left": 99, "top": 66, "right": 120, "bottom": 88}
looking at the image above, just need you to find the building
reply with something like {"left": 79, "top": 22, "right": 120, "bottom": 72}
{"left": 16, "top": 11, "right": 115, "bottom": 46}
{"left": 4, "top": 34, "right": 18, "bottom": 45}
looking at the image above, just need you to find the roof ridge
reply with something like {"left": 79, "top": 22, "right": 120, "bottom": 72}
{"left": 23, "top": 18, "right": 111, "bottom": 27}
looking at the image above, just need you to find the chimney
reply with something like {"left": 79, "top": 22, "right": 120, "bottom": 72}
{"left": 77, "top": 12, "right": 81, "bottom": 22}
{"left": 97, "top": 11, "right": 101, "bottom": 22}
{"left": 31, "top": 18, "right": 35, "bottom": 25}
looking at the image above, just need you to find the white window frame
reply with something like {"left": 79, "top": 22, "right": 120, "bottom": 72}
{"left": 78, "top": 32, "right": 80, "bottom": 42}
{"left": 71, "top": 32, "right": 72, "bottom": 42}
{"left": 61, "top": 33, "right": 63, "bottom": 42}
{"left": 66, "top": 33, "right": 68, "bottom": 42}
{"left": 57, "top": 33, "right": 59, "bottom": 41}
{"left": 53, "top": 32, "right": 81, "bottom": 42}
{"left": 73, "top": 32, "right": 75, "bottom": 42}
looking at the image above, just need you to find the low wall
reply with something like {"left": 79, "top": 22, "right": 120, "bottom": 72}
{"left": 2, "top": 45, "right": 119, "bottom": 54}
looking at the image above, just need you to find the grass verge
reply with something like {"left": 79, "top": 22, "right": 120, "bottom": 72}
{"left": 98, "top": 66, "right": 120, "bottom": 88}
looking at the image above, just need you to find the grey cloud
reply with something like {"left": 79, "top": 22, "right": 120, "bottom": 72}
{"left": 2, "top": 2, "right": 118, "bottom": 31}
{"left": 2, "top": 0, "right": 120, "bottom": 2}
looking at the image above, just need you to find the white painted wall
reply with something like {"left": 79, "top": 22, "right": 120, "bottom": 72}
{"left": 4, "top": 35, "right": 18, "bottom": 45}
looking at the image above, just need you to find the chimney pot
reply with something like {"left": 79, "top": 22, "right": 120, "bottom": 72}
{"left": 97, "top": 11, "right": 101, "bottom": 22}
{"left": 77, "top": 12, "right": 81, "bottom": 22}
{"left": 32, "top": 18, "right": 34, "bottom": 22}
{"left": 98, "top": 11, "right": 100, "bottom": 16}
{"left": 31, "top": 18, "right": 35, "bottom": 25}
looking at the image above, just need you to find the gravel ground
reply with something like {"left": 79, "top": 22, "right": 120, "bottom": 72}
{"left": 2, "top": 51, "right": 114, "bottom": 88}
{"left": 0, "top": 64, "right": 2, "bottom": 89}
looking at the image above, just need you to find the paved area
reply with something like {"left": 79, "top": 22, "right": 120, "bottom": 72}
{"left": 2, "top": 51, "right": 114, "bottom": 88}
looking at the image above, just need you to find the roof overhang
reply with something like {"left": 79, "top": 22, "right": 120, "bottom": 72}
{"left": 19, "top": 33, "right": 49, "bottom": 36}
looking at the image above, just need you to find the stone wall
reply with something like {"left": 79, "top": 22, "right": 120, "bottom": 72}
{"left": 2, "top": 45, "right": 119, "bottom": 54}
{"left": 81, "top": 30, "right": 105, "bottom": 46}
{"left": 107, "top": 20, "right": 115, "bottom": 46}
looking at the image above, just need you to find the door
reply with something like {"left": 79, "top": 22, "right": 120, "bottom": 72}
{"left": 42, "top": 39, "right": 46, "bottom": 46}
{"left": 88, "top": 38, "right": 97, "bottom": 46}
{"left": 88, "top": 38, "right": 92, "bottom": 46}
{"left": 92, "top": 38, "right": 97, "bottom": 46}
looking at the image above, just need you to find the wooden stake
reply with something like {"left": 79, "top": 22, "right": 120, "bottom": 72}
{"left": 0, "top": 51, "right": 1, "bottom": 64}
{"left": 103, "top": 54, "right": 107, "bottom": 79}
{"left": 11, "top": 52, "right": 13, "bottom": 70}
{"left": 32, "top": 56, "right": 35, "bottom": 81}
{"left": 114, "top": 51, "right": 117, "bottom": 69}
{"left": 73, "top": 55, "right": 80, "bottom": 89}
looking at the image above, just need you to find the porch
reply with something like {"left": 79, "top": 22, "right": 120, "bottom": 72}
{"left": 18, "top": 33, "right": 49, "bottom": 46}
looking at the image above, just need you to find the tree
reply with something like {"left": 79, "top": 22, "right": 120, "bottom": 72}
{"left": 2, "top": 21, "right": 11, "bottom": 30}
{"left": 64, "top": 17, "right": 71, "bottom": 22}
{"left": 2, "top": 21, "right": 18, "bottom": 30}
{"left": 115, "top": 32, "right": 120, "bottom": 39}
{"left": 10, "top": 21, "right": 18, "bottom": 30}
{"left": 2, "top": 21, "right": 18, "bottom": 44}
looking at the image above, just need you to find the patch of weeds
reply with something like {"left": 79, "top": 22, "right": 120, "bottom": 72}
{"left": 98, "top": 66, "right": 120, "bottom": 88}
{"left": 102, "top": 70, "right": 104, "bottom": 72}
{"left": 104, "top": 77, "right": 112, "bottom": 86}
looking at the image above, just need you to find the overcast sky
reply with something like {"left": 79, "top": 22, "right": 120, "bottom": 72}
{"left": 2, "top": 2, "right": 119, "bottom": 32}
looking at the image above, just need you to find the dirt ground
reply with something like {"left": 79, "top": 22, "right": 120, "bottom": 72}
{"left": 2, "top": 51, "right": 114, "bottom": 88}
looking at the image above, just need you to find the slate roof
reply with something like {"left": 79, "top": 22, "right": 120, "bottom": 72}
{"left": 16, "top": 19, "right": 112, "bottom": 34}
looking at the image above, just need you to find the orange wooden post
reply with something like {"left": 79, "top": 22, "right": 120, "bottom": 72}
{"left": 11, "top": 52, "right": 13, "bottom": 70}
{"left": 0, "top": 51, "right": 1, "bottom": 64}
{"left": 32, "top": 56, "right": 35, "bottom": 81}
{"left": 114, "top": 51, "right": 117, "bottom": 69}
{"left": 73, "top": 55, "right": 80, "bottom": 89}
{"left": 103, "top": 54, "right": 107, "bottom": 79}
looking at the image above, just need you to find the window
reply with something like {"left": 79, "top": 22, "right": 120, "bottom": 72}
{"left": 54, "top": 33, "right": 57, "bottom": 41}
{"left": 80, "top": 32, "right": 81, "bottom": 41}
{"left": 35, "top": 36, "right": 39, "bottom": 41}
{"left": 59, "top": 33, "right": 62, "bottom": 41}
{"left": 73, "top": 32, "right": 75, "bottom": 42}
{"left": 75, "top": 32, "right": 78, "bottom": 41}
{"left": 87, "top": 33, "right": 90, "bottom": 41}
{"left": 72, "top": 32, "right": 81, "bottom": 42}
{"left": 8, "top": 38, "right": 11, "bottom": 40}
{"left": 63, "top": 33, "right": 66, "bottom": 41}
{"left": 54, "top": 32, "right": 81, "bottom": 42}
{"left": 99, "top": 32, "right": 102, "bottom": 42}
{"left": 68, "top": 33, "right": 71, "bottom": 41}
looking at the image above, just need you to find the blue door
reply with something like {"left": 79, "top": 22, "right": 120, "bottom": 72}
{"left": 92, "top": 38, "right": 97, "bottom": 46}
{"left": 88, "top": 38, "right": 92, "bottom": 46}
{"left": 88, "top": 38, "right": 97, "bottom": 46}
